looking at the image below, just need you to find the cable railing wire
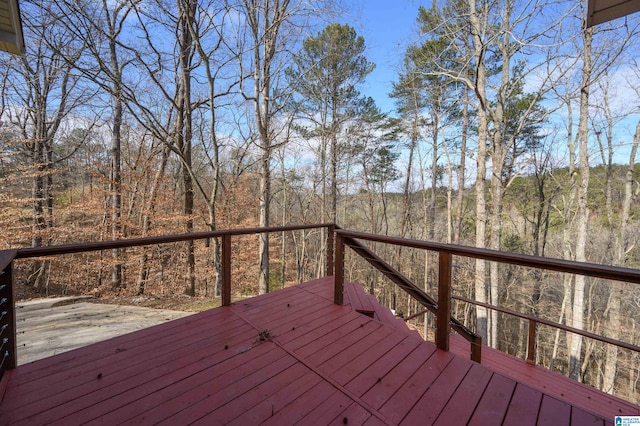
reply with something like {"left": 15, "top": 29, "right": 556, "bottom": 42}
{"left": 335, "top": 228, "right": 640, "bottom": 367}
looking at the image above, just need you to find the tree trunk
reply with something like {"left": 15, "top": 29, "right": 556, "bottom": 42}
{"left": 602, "top": 120, "right": 640, "bottom": 393}
{"left": 177, "top": 0, "right": 197, "bottom": 296}
{"left": 245, "top": 0, "right": 291, "bottom": 295}
{"left": 111, "top": 91, "right": 123, "bottom": 289}
{"left": 569, "top": 24, "right": 593, "bottom": 382}
{"left": 469, "top": 0, "right": 488, "bottom": 345}
{"left": 136, "top": 145, "right": 170, "bottom": 295}
{"left": 454, "top": 89, "right": 468, "bottom": 244}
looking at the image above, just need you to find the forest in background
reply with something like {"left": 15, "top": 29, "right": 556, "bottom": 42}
{"left": 2, "top": 0, "right": 640, "bottom": 404}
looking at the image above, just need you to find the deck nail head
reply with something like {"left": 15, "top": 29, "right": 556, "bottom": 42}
{"left": 343, "top": 417, "right": 348, "bottom": 424}
{"left": 224, "top": 344, "right": 228, "bottom": 350}
{"left": 97, "top": 373, "right": 102, "bottom": 379}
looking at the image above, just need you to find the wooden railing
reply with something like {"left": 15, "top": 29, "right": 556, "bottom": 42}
{"left": 0, "top": 224, "right": 335, "bottom": 379}
{"left": 332, "top": 229, "right": 640, "bottom": 365}
{"left": 4, "top": 224, "right": 640, "bottom": 381}
{"left": 333, "top": 227, "right": 481, "bottom": 361}
{"left": 0, "top": 250, "right": 17, "bottom": 376}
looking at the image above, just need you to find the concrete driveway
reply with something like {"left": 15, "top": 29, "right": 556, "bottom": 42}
{"left": 16, "top": 297, "right": 192, "bottom": 365}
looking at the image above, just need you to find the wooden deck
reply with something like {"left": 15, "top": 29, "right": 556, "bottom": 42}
{"left": 0, "top": 277, "right": 633, "bottom": 425}
{"left": 449, "top": 333, "right": 640, "bottom": 420}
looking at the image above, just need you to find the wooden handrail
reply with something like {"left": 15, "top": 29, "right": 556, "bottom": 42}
{"left": 336, "top": 233, "right": 481, "bottom": 362}
{"left": 335, "top": 228, "right": 640, "bottom": 366}
{"left": 0, "top": 250, "right": 17, "bottom": 376}
{"left": 0, "top": 250, "right": 17, "bottom": 272}
{"left": 5, "top": 223, "right": 640, "bottom": 376}
{"left": 14, "top": 224, "right": 334, "bottom": 259}
{"left": 0, "top": 224, "right": 335, "bottom": 377}
{"left": 335, "top": 229, "right": 640, "bottom": 284}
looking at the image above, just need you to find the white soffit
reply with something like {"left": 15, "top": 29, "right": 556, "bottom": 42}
{"left": 588, "top": 0, "right": 640, "bottom": 27}
{"left": 0, "top": 0, "right": 23, "bottom": 55}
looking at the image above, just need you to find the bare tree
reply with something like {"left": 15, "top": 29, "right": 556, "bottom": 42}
{"left": 50, "top": 0, "right": 140, "bottom": 289}
{"left": 125, "top": 0, "right": 201, "bottom": 295}
{"left": 592, "top": 72, "right": 640, "bottom": 392}
{"left": 4, "top": 0, "right": 90, "bottom": 289}
{"left": 236, "top": 0, "right": 313, "bottom": 294}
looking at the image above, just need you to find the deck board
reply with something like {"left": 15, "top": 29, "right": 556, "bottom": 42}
{"left": 7, "top": 308, "right": 231, "bottom": 384}
{"left": 432, "top": 363, "right": 494, "bottom": 425}
{"left": 331, "top": 402, "right": 373, "bottom": 426}
{"left": 570, "top": 406, "right": 605, "bottom": 426}
{"left": 224, "top": 371, "right": 323, "bottom": 425}
{"left": 5, "top": 316, "right": 247, "bottom": 402}
{"left": 1, "top": 279, "right": 636, "bottom": 425}
{"left": 537, "top": 395, "right": 572, "bottom": 425}
{"left": 331, "top": 332, "right": 408, "bottom": 386}
{"left": 42, "top": 337, "right": 279, "bottom": 425}
{"left": 361, "top": 342, "right": 438, "bottom": 409}
{"left": 295, "top": 390, "right": 355, "bottom": 425}
{"left": 344, "top": 336, "right": 426, "bottom": 398}
{"left": 153, "top": 353, "right": 298, "bottom": 426}
{"left": 260, "top": 381, "right": 339, "bottom": 425}
{"left": 467, "top": 373, "right": 517, "bottom": 425}
{"left": 501, "top": 384, "right": 543, "bottom": 426}
{"left": 450, "top": 333, "right": 640, "bottom": 419}
{"left": 267, "top": 300, "right": 351, "bottom": 342}
{"left": 2, "top": 323, "right": 257, "bottom": 423}
{"left": 318, "top": 325, "right": 395, "bottom": 377}
{"left": 398, "top": 355, "right": 474, "bottom": 425}
{"left": 192, "top": 362, "right": 309, "bottom": 425}
{"left": 380, "top": 349, "right": 456, "bottom": 423}
{"left": 345, "top": 281, "right": 376, "bottom": 315}
{"left": 285, "top": 312, "right": 365, "bottom": 354}
{"left": 302, "top": 320, "right": 382, "bottom": 366}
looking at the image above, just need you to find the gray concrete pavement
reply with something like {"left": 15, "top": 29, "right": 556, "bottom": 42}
{"left": 16, "top": 297, "right": 192, "bottom": 365}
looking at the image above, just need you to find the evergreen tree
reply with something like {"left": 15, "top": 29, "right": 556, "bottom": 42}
{"left": 286, "top": 23, "right": 374, "bottom": 223}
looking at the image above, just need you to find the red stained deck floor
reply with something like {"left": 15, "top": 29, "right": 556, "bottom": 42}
{"left": 0, "top": 277, "right": 635, "bottom": 425}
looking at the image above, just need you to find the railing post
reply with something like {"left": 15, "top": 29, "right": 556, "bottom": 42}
{"left": 0, "top": 251, "right": 17, "bottom": 374}
{"left": 334, "top": 233, "right": 344, "bottom": 305}
{"left": 221, "top": 234, "right": 231, "bottom": 306}
{"left": 436, "top": 251, "right": 452, "bottom": 352}
{"left": 326, "top": 224, "right": 335, "bottom": 277}
{"left": 527, "top": 319, "right": 536, "bottom": 364}
{"left": 471, "top": 335, "right": 482, "bottom": 363}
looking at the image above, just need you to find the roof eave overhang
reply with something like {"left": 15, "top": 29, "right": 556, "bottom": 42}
{"left": 587, "top": 0, "right": 640, "bottom": 27}
{"left": 0, "top": 0, "right": 24, "bottom": 55}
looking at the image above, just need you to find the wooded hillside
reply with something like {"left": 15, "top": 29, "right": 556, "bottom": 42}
{"left": 1, "top": 0, "right": 640, "bottom": 404}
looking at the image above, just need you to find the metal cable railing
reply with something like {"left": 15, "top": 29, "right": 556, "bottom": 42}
{"left": 333, "top": 228, "right": 640, "bottom": 366}
{"left": 4, "top": 224, "right": 640, "bottom": 382}
{"left": 0, "top": 224, "right": 335, "bottom": 380}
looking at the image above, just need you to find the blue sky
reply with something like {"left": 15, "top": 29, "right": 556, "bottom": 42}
{"left": 342, "top": 1, "right": 426, "bottom": 114}
{"left": 338, "top": 1, "right": 640, "bottom": 167}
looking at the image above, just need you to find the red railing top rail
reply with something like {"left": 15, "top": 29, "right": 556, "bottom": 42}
{"left": 0, "top": 250, "right": 17, "bottom": 272}
{"left": 11, "top": 224, "right": 334, "bottom": 259}
{"left": 336, "top": 229, "right": 640, "bottom": 285}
